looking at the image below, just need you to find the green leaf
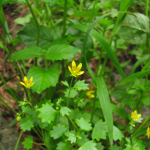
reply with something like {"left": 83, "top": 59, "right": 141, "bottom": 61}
{"left": 69, "top": 109, "right": 82, "bottom": 120}
{"left": 64, "top": 89, "right": 78, "bottom": 98}
{"left": 77, "top": 132, "right": 89, "bottom": 146}
{"left": 117, "top": 70, "right": 150, "bottom": 85}
{"left": 27, "top": 66, "right": 59, "bottom": 93}
{"left": 66, "top": 132, "right": 76, "bottom": 144}
{"left": 97, "top": 77, "right": 113, "bottom": 146}
{"left": 45, "top": 44, "right": 81, "bottom": 60}
{"left": 18, "top": 24, "right": 62, "bottom": 49}
{"left": 74, "top": 80, "right": 89, "bottom": 91}
{"left": 96, "top": 143, "right": 104, "bottom": 150}
{"left": 76, "top": 117, "right": 92, "bottom": 131}
{"left": 11, "top": 46, "right": 45, "bottom": 60}
{"left": 37, "top": 103, "right": 56, "bottom": 124}
{"left": 92, "top": 120, "right": 107, "bottom": 141}
{"left": 78, "top": 141, "right": 98, "bottom": 150}
{"left": 15, "top": 14, "right": 32, "bottom": 25}
{"left": 57, "top": 142, "right": 70, "bottom": 150}
{"left": 50, "top": 124, "right": 67, "bottom": 139}
{"left": 60, "top": 107, "right": 71, "bottom": 116}
{"left": 20, "top": 118, "right": 34, "bottom": 131}
{"left": 113, "top": 126, "right": 124, "bottom": 141}
{"left": 22, "top": 135, "right": 33, "bottom": 150}
{"left": 2, "top": 0, "right": 25, "bottom": 5}
{"left": 62, "top": 81, "right": 69, "bottom": 87}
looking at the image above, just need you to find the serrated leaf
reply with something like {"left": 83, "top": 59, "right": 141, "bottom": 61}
{"left": 18, "top": 24, "right": 62, "bottom": 49}
{"left": 64, "top": 89, "right": 78, "bottom": 98}
{"left": 74, "top": 80, "right": 89, "bottom": 91}
{"left": 37, "top": 103, "right": 56, "bottom": 124}
{"left": 22, "top": 106, "right": 32, "bottom": 113}
{"left": 96, "top": 143, "right": 104, "bottom": 150}
{"left": 11, "top": 46, "right": 45, "bottom": 60}
{"left": 66, "top": 132, "right": 76, "bottom": 144}
{"left": 22, "top": 135, "right": 33, "bottom": 150}
{"left": 77, "top": 99, "right": 88, "bottom": 108}
{"left": 20, "top": 119, "right": 34, "bottom": 131}
{"left": 113, "top": 126, "right": 124, "bottom": 141}
{"left": 45, "top": 44, "right": 81, "bottom": 60}
{"left": 62, "top": 81, "right": 69, "bottom": 87}
{"left": 69, "top": 109, "right": 82, "bottom": 120}
{"left": 57, "top": 142, "right": 70, "bottom": 150}
{"left": 76, "top": 118, "right": 92, "bottom": 131}
{"left": 60, "top": 107, "right": 71, "bottom": 116}
{"left": 78, "top": 141, "right": 98, "bottom": 150}
{"left": 77, "top": 132, "right": 89, "bottom": 146}
{"left": 92, "top": 120, "right": 107, "bottom": 141}
{"left": 50, "top": 124, "right": 67, "bottom": 139}
{"left": 27, "top": 66, "right": 59, "bottom": 93}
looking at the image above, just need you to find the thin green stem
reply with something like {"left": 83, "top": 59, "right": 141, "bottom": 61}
{"left": 33, "top": 142, "right": 46, "bottom": 146}
{"left": 96, "top": 52, "right": 102, "bottom": 77}
{"left": 67, "top": 77, "right": 74, "bottom": 107}
{"left": 45, "top": 3, "right": 54, "bottom": 26}
{"left": 25, "top": 0, "right": 40, "bottom": 66}
{"left": 91, "top": 90, "right": 97, "bottom": 123}
{"left": 99, "top": 56, "right": 108, "bottom": 77}
{"left": 33, "top": 127, "right": 43, "bottom": 140}
{"left": 145, "top": 0, "right": 149, "bottom": 16}
{"left": 67, "top": 115, "right": 79, "bottom": 131}
{"left": 14, "top": 130, "right": 23, "bottom": 150}
{"left": 134, "top": 92, "right": 143, "bottom": 111}
{"left": 27, "top": 89, "right": 32, "bottom": 102}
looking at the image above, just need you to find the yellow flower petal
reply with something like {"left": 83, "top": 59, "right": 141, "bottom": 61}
{"left": 76, "top": 63, "right": 82, "bottom": 71}
{"left": 20, "top": 82, "right": 26, "bottom": 87}
{"left": 77, "top": 71, "right": 84, "bottom": 76}
{"left": 72, "top": 60, "right": 76, "bottom": 70}
{"left": 29, "top": 76, "right": 33, "bottom": 84}
{"left": 24, "top": 76, "right": 28, "bottom": 84}
{"left": 68, "top": 66, "right": 72, "bottom": 73}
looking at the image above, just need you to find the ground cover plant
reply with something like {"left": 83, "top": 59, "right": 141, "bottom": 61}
{"left": 0, "top": 0, "right": 150, "bottom": 150}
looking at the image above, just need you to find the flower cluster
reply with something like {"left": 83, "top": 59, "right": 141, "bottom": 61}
{"left": 20, "top": 76, "right": 34, "bottom": 89}
{"left": 68, "top": 60, "right": 84, "bottom": 77}
{"left": 146, "top": 127, "right": 150, "bottom": 139}
{"left": 131, "top": 110, "right": 141, "bottom": 122}
{"left": 86, "top": 91, "right": 95, "bottom": 99}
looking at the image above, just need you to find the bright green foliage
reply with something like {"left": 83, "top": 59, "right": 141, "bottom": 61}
{"left": 37, "top": 103, "right": 56, "bottom": 124}
{"left": 76, "top": 117, "right": 92, "bottom": 131}
{"left": 22, "top": 106, "right": 32, "bottom": 113}
{"left": 96, "top": 143, "right": 104, "bottom": 150}
{"left": 74, "top": 80, "right": 89, "bottom": 91}
{"left": 109, "top": 145, "right": 120, "bottom": 150}
{"left": 57, "top": 142, "right": 70, "bottom": 150}
{"left": 77, "top": 99, "right": 88, "bottom": 108}
{"left": 113, "top": 126, "right": 124, "bottom": 141}
{"left": 77, "top": 132, "right": 89, "bottom": 146}
{"left": 69, "top": 109, "right": 82, "bottom": 120}
{"left": 45, "top": 44, "right": 81, "bottom": 60}
{"left": 22, "top": 135, "right": 33, "bottom": 150}
{"left": 92, "top": 120, "right": 107, "bottom": 141}
{"left": 78, "top": 141, "right": 98, "bottom": 150}
{"left": 60, "top": 107, "right": 71, "bottom": 116}
{"left": 50, "top": 124, "right": 67, "bottom": 139}
{"left": 124, "top": 138, "right": 146, "bottom": 150}
{"left": 66, "top": 132, "right": 76, "bottom": 144}
{"left": 27, "top": 67, "right": 59, "bottom": 93}
{"left": 64, "top": 89, "right": 78, "bottom": 98}
{"left": 20, "top": 118, "right": 34, "bottom": 131}
{"left": 62, "top": 81, "right": 69, "bottom": 87}
{"left": 2, "top": 0, "right": 25, "bottom": 5}
{"left": 10, "top": 46, "right": 44, "bottom": 60}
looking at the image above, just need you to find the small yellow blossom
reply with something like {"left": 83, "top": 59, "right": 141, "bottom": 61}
{"left": 20, "top": 76, "right": 34, "bottom": 89}
{"left": 131, "top": 110, "right": 141, "bottom": 121}
{"left": 16, "top": 116, "right": 21, "bottom": 122}
{"left": 68, "top": 60, "right": 84, "bottom": 77}
{"left": 86, "top": 91, "right": 95, "bottom": 99}
{"left": 146, "top": 127, "right": 150, "bottom": 139}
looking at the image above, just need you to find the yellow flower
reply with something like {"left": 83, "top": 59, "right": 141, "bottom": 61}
{"left": 146, "top": 127, "right": 150, "bottom": 139}
{"left": 86, "top": 91, "right": 95, "bottom": 99}
{"left": 68, "top": 60, "right": 84, "bottom": 77}
{"left": 20, "top": 76, "right": 34, "bottom": 89}
{"left": 131, "top": 110, "right": 141, "bottom": 121}
{"left": 16, "top": 116, "right": 21, "bottom": 122}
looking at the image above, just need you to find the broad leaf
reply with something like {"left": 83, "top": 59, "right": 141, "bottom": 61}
{"left": 45, "top": 44, "right": 81, "bottom": 60}
{"left": 113, "top": 126, "right": 124, "bottom": 141}
{"left": 77, "top": 132, "right": 89, "bottom": 146}
{"left": 20, "top": 118, "right": 34, "bottom": 131}
{"left": 57, "top": 142, "right": 70, "bottom": 150}
{"left": 2, "top": 0, "right": 25, "bottom": 5}
{"left": 96, "top": 143, "right": 104, "bottom": 150}
{"left": 11, "top": 46, "right": 45, "bottom": 60}
{"left": 60, "top": 107, "right": 71, "bottom": 116}
{"left": 22, "top": 135, "right": 33, "bottom": 150}
{"left": 64, "top": 89, "right": 78, "bottom": 98}
{"left": 37, "top": 103, "right": 56, "bottom": 124}
{"left": 92, "top": 120, "right": 107, "bottom": 141}
{"left": 27, "top": 66, "right": 59, "bottom": 93}
{"left": 76, "top": 117, "right": 92, "bottom": 131}
{"left": 50, "top": 124, "right": 67, "bottom": 139}
{"left": 78, "top": 141, "right": 97, "bottom": 150}
{"left": 74, "top": 80, "right": 89, "bottom": 91}
{"left": 66, "top": 132, "right": 76, "bottom": 144}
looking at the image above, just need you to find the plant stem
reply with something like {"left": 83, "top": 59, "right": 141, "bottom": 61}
{"left": 91, "top": 90, "right": 97, "bottom": 123}
{"left": 145, "top": 0, "right": 149, "bottom": 16}
{"left": 14, "top": 130, "right": 23, "bottom": 150}
{"left": 67, "top": 115, "right": 79, "bottom": 131}
{"left": 25, "top": 0, "right": 40, "bottom": 66}
{"left": 67, "top": 77, "right": 74, "bottom": 107}
{"left": 134, "top": 92, "right": 143, "bottom": 111}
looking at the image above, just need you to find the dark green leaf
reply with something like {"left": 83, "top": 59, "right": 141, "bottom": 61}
{"left": 57, "top": 142, "right": 70, "bottom": 150}
{"left": 78, "top": 141, "right": 97, "bottom": 150}
{"left": 22, "top": 135, "right": 33, "bottom": 150}
{"left": 60, "top": 107, "right": 71, "bottom": 116}
{"left": 20, "top": 118, "right": 34, "bottom": 131}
